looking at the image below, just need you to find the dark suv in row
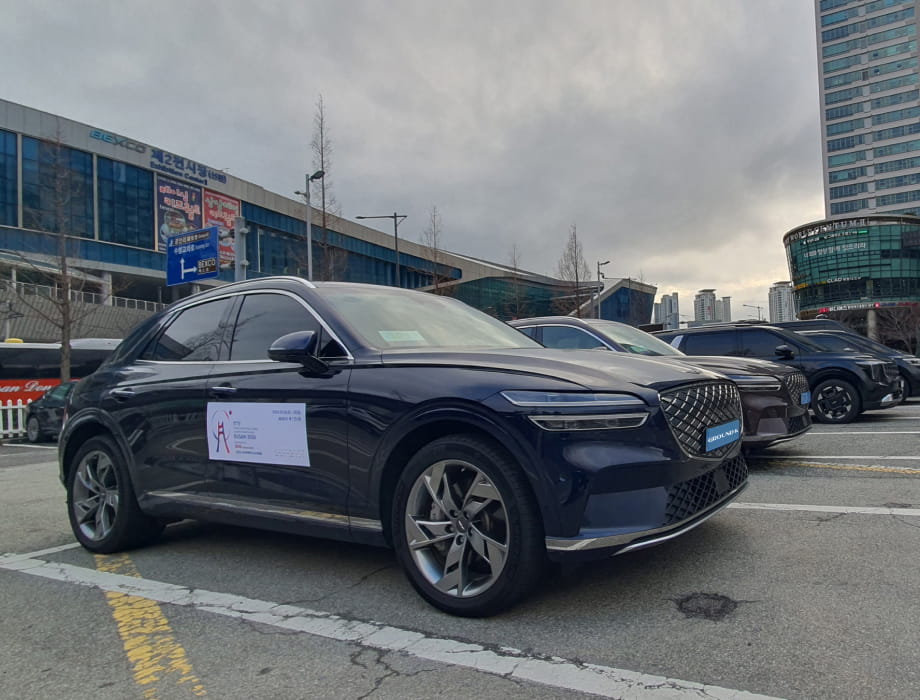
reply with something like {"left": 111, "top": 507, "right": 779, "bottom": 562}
{"left": 655, "top": 323, "right": 901, "bottom": 424}
{"left": 509, "top": 316, "right": 811, "bottom": 451}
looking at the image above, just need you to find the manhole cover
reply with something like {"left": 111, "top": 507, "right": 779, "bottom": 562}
{"left": 675, "top": 593, "right": 737, "bottom": 621}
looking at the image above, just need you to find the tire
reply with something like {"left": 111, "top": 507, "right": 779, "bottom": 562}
{"left": 26, "top": 416, "right": 43, "bottom": 443}
{"left": 65, "top": 435, "right": 164, "bottom": 553}
{"left": 392, "top": 434, "right": 545, "bottom": 617}
{"left": 811, "top": 378, "right": 861, "bottom": 424}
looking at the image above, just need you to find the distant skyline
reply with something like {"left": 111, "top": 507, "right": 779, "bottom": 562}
{"left": 1, "top": 1, "right": 824, "bottom": 313}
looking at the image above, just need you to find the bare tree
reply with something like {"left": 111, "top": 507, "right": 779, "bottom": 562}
{"left": 420, "top": 205, "right": 450, "bottom": 294}
{"left": 876, "top": 306, "right": 920, "bottom": 354}
{"left": 555, "top": 224, "right": 591, "bottom": 317}
{"left": 310, "top": 94, "right": 346, "bottom": 281}
{"left": 503, "top": 243, "right": 528, "bottom": 320}
{"left": 5, "top": 134, "right": 104, "bottom": 381}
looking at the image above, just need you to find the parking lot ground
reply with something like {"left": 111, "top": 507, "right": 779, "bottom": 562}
{"left": 1, "top": 402, "right": 919, "bottom": 699}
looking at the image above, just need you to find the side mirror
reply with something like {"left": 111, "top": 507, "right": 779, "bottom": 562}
{"left": 774, "top": 344, "right": 795, "bottom": 360}
{"left": 268, "top": 331, "right": 328, "bottom": 373}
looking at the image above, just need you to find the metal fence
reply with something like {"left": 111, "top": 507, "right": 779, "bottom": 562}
{"left": 0, "top": 399, "right": 30, "bottom": 439}
{"left": 7, "top": 280, "right": 165, "bottom": 312}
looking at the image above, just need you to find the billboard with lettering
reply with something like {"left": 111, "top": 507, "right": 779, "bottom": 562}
{"left": 156, "top": 176, "right": 202, "bottom": 251}
{"left": 204, "top": 189, "right": 240, "bottom": 269}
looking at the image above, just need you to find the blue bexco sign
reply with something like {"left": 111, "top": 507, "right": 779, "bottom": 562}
{"left": 166, "top": 226, "right": 219, "bottom": 287}
{"left": 89, "top": 129, "right": 147, "bottom": 154}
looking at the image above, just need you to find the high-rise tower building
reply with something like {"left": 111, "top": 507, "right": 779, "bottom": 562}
{"left": 815, "top": 1, "right": 920, "bottom": 217}
{"left": 653, "top": 292, "right": 680, "bottom": 329}
{"left": 769, "top": 281, "right": 797, "bottom": 322}
{"left": 693, "top": 289, "right": 717, "bottom": 322}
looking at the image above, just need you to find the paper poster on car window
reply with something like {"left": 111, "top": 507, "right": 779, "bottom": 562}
{"left": 207, "top": 402, "right": 310, "bottom": 467}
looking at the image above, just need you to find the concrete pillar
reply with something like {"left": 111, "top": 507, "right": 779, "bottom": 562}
{"left": 866, "top": 308, "right": 878, "bottom": 341}
{"left": 101, "top": 271, "right": 113, "bottom": 306}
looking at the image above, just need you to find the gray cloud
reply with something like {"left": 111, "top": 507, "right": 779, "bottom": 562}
{"left": 1, "top": 0, "right": 824, "bottom": 316}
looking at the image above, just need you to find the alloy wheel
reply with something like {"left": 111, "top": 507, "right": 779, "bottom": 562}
{"left": 26, "top": 416, "right": 40, "bottom": 443}
{"left": 815, "top": 383, "right": 853, "bottom": 421}
{"left": 71, "top": 449, "right": 121, "bottom": 542}
{"left": 403, "top": 459, "right": 509, "bottom": 598}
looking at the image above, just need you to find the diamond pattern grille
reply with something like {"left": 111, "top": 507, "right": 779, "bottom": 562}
{"left": 665, "top": 455, "right": 748, "bottom": 525}
{"left": 659, "top": 381, "right": 742, "bottom": 459}
{"left": 782, "top": 372, "right": 810, "bottom": 405}
{"left": 883, "top": 362, "right": 898, "bottom": 382}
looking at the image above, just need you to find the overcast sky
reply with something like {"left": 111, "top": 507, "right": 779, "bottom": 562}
{"left": 2, "top": 0, "right": 824, "bottom": 319}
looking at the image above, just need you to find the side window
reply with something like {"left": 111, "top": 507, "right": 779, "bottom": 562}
{"left": 515, "top": 326, "right": 539, "bottom": 340}
{"left": 541, "top": 326, "right": 606, "bottom": 350}
{"left": 682, "top": 331, "right": 737, "bottom": 356}
{"left": 740, "top": 330, "right": 786, "bottom": 358}
{"left": 229, "top": 293, "right": 323, "bottom": 361}
{"left": 142, "top": 297, "right": 233, "bottom": 362}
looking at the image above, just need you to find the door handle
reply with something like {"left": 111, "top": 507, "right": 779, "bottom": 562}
{"left": 109, "top": 388, "right": 136, "bottom": 400}
{"left": 209, "top": 385, "right": 238, "bottom": 397}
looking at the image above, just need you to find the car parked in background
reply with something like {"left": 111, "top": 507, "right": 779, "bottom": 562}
{"left": 654, "top": 323, "right": 901, "bottom": 424}
{"left": 59, "top": 277, "right": 748, "bottom": 616}
{"left": 795, "top": 329, "right": 920, "bottom": 401}
{"left": 25, "top": 381, "right": 77, "bottom": 443}
{"left": 510, "top": 317, "right": 811, "bottom": 451}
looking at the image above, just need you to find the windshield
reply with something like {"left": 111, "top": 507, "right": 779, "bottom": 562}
{"left": 584, "top": 320, "right": 685, "bottom": 356}
{"left": 320, "top": 286, "right": 542, "bottom": 350}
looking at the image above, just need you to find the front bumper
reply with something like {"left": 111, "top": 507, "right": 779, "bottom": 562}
{"left": 740, "top": 393, "right": 811, "bottom": 449}
{"left": 862, "top": 380, "right": 901, "bottom": 411}
{"left": 545, "top": 453, "right": 748, "bottom": 562}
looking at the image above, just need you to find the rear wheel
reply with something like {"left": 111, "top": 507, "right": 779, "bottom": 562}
{"left": 26, "top": 416, "right": 43, "bottom": 443}
{"left": 392, "top": 434, "right": 544, "bottom": 617}
{"left": 811, "top": 379, "right": 861, "bottom": 424}
{"left": 66, "top": 435, "right": 164, "bottom": 553}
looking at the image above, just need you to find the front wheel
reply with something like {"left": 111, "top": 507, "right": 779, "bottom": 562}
{"left": 392, "top": 434, "right": 545, "bottom": 617}
{"left": 66, "top": 435, "right": 164, "bottom": 553}
{"left": 26, "top": 416, "right": 43, "bottom": 443}
{"left": 811, "top": 379, "right": 861, "bottom": 424}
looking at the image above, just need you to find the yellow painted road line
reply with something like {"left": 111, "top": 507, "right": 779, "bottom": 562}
{"left": 95, "top": 553, "right": 206, "bottom": 698}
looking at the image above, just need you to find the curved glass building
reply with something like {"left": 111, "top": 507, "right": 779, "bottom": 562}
{"left": 783, "top": 214, "right": 920, "bottom": 316}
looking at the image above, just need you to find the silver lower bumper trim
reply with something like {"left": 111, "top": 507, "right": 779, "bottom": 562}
{"left": 545, "top": 481, "right": 747, "bottom": 554}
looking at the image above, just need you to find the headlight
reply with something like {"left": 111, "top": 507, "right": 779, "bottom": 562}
{"left": 500, "top": 391, "right": 645, "bottom": 408}
{"left": 725, "top": 374, "right": 782, "bottom": 391}
{"left": 858, "top": 362, "right": 885, "bottom": 381}
{"left": 905, "top": 358, "right": 920, "bottom": 368}
{"left": 500, "top": 391, "right": 649, "bottom": 431}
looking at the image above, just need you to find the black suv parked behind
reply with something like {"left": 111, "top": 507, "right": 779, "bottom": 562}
{"left": 509, "top": 316, "right": 811, "bottom": 451}
{"left": 654, "top": 323, "right": 901, "bottom": 424}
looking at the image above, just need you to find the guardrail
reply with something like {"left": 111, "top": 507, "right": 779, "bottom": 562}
{"left": 0, "top": 399, "right": 31, "bottom": 439}
{"left": 4, "top": 280, "right": 165, "bottom": 313}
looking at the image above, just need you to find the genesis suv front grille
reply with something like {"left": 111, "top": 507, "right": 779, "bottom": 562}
{"left": 665, "top": 455, "right": 748, "bottom": 525}
{"left": 782, "top": 372, "right": 810, "bottom": 405}
{"left": 659, "top": 380, "right": 743, "bottom": 459}
{"left": 883, "top": 362, "right": 899, "bottom": 383}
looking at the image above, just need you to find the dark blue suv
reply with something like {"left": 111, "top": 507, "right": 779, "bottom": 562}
{"left": 60, "top": 278, "right": 747, "bottom": 616}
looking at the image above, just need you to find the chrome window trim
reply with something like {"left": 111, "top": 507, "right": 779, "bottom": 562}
{"left": 143, "top": 287, "right": 355, "bottom": 364}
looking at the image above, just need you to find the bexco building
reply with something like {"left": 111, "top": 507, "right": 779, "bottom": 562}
{"left": 783, "top": 215, "right": 920, "bottom": 323}
{"left": 0, "top": 98, "right": 652, "bottom": 339}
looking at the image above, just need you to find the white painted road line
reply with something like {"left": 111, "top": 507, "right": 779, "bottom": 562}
{"left": 730, "top": 502, "right": 920, "bottom": 517}
{"left": 2, "top": 443, "right": 57, "bottom": 449}
{"left": 807, "top": 431, "right": 920, "bottom": 435}
{"left": 0, "top": 553, "right": 784, "bottom": 700}
{"left": 763, "top": 455, "right": 920, "bottom": 461}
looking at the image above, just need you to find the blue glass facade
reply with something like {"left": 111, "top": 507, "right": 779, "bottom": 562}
{"left": 783, "top": 215, "right": 920, "bottom": 313}
{"left": 97, "top": 157, "right": 155, "bottom": 248}
{"left": 0, "top": 129, "right": 15, "bottom": 227}
{"left": 21, "top": 137, "right": 94, "bottom": 238}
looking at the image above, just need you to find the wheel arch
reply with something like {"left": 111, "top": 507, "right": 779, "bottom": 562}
{"left": 373, "top": 411, "right": 552, "bottom": 546}
{"left": 59, "top": 412, "right": 132, "bottom": 487}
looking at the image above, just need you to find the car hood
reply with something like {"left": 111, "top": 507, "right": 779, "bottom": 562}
{"left": 671, "top": 355, "right": 795, "bottom": 376}
{"left": 377, "top": 347, "right": 724, "bottom": 397}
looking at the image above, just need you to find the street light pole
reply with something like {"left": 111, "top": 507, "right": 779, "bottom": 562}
{"left": 596, "top": 260, "right": 610, "bottom": 319}
{"left": 294, "top": 169, "right": 325, "bottom": 280}
{"left": 356, "top": 212, "right": 407, "bottom": 287}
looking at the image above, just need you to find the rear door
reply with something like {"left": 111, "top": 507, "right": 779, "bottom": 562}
{"left": 106, "top": 295, "right": 235, "bottom": 497}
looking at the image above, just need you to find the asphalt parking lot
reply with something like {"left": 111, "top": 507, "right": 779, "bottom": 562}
{"left": 1, "top": 401, "right": 918, "bottom": 699}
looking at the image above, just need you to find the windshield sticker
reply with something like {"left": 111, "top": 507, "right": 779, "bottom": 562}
{"left": 378, "top": 330, "right": 425, "bottom": 343}
{"left": 207, "top": 402, "right": 309, "bottom": 467}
